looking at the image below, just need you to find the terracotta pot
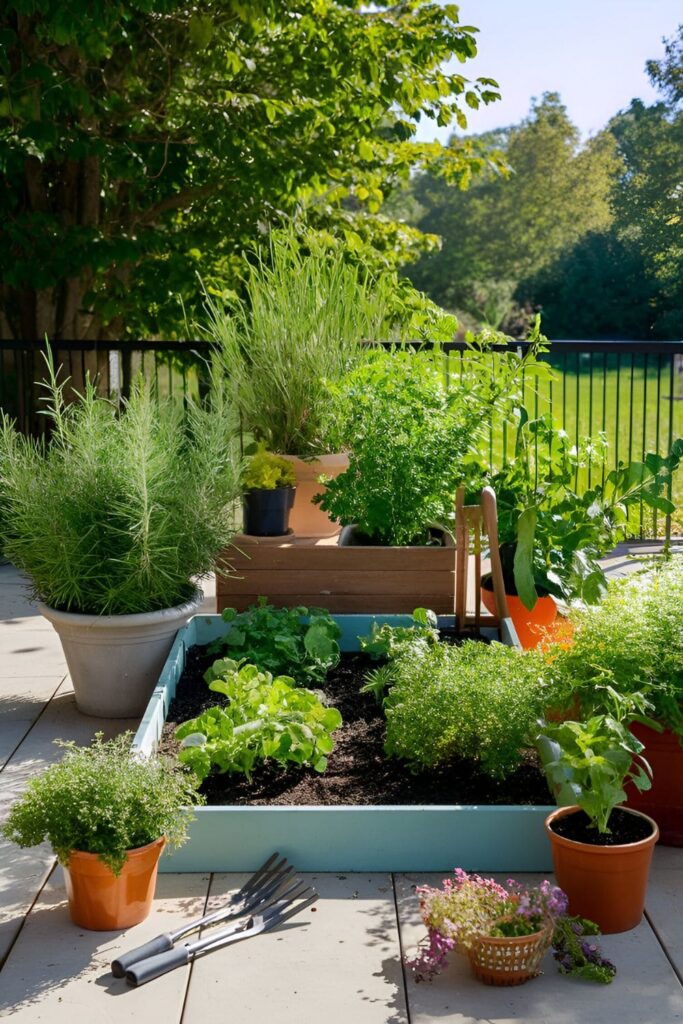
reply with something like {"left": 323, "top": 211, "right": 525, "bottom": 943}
{"left": 63, "top": 837, "right": 165, "bottom": 930}
{"left": 279, "top": 454, "right": 348, "bottom": 538}
{"left": 545, "top": 805, "right": 658, "bottom": 933}
{"left": 627, "top": 722, "right": 683, "bottom": 847}
{"left": 480, "top": 579, "right": 557, "bottom": 650}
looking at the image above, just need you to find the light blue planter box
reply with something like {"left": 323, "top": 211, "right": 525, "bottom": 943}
{"left": 132, "top": 613, "right": 554, "bottom": 873}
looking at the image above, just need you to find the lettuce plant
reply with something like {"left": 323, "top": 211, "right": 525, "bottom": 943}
{"left": 176, "top": 659, "right": 342, "bottom": 782}
{"left": 210, "top": 599, "right": 341, "bottom": 683}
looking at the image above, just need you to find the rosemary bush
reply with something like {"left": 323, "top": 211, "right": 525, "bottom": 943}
{"left": 1, "top": 733, "right": 203, "bottom": 875}
{"left": 203, "top": 233, "right": 392, "bottom": 456}
{"left": 0, "top": 355, "right": 241, "bottom": 615}
{"left": 384, "top": 640, "right": 553, "bottom": 777}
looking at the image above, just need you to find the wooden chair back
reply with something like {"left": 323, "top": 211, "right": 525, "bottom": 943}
{"left": 454, "top": 486, "right": 509, "bottom": 631}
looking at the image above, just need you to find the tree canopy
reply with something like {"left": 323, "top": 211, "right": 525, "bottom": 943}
{"left": 407, "top": 26, "right": 683, "bottom": 340}
{"left": 0, "top": 0, "right": 503, "bottom": 340}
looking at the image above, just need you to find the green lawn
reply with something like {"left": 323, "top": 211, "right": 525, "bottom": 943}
{"left": 449, "top": 350, "right": 683, "bottom": 537}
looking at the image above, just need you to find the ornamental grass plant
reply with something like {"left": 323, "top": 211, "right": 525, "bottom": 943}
{"left": 1, "top": 733, "right": 203, "bottom": 875}
{"left": 0, "top": 353, "right": 241, "bottom": 615}
{"left": 204, "top": 232, "right": 393, "bottom": 456}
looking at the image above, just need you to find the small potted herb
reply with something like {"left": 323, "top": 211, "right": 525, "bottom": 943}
{"left": 407, "top": 868, "right": 615, "bottom": 986}
{"left": 541, "top": 709, "right": 659, "bottom": 933}
{"left": 242, "top": 447, "right": 297, "bottom": 537}
{"left": 1, "top": 734, "right": 203, "bottom": 930}
{"left": 482, "top": 413, "right": 682, "bottom": 647}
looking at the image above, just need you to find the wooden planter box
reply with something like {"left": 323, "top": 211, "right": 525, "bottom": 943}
{"left": 217, "top": 534, "right": 458, "bottom": 615}
{"left": 132, "top": 613, "right": 549, "bottom": 874}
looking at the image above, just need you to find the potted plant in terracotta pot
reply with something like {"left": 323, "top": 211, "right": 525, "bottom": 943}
{"left": 204, "top": 232, "right": 392, "bottom": 538}
{"left": 1, "top": 733, "right": 203, "bottom": 930}
{"left": 0, "top": 354, "right": 240, "bottom": 718}
{"left": 546, "top": 560, "right": 683, "bottom": 845}
{"left": 541, "top": 704, "right": 659, "bottom": 933}
{"left": 242, "top": 446, "right": 297, "bottom": 537}
{"left": 482, "top": 412, "right": 682, "bottom": 648}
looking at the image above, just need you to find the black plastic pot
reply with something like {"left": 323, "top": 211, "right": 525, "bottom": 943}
{"left": 243, "top": 487, "right": 295, "bottom": 536}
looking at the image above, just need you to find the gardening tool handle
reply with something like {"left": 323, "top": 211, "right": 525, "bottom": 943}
{"left": 111, "top": 934, "right": 174, "bottom": 977}
{"left": 125, "top": 945, "right": 190, "bottom": 987}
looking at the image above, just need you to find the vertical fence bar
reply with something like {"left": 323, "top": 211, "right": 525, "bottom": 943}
{"left": 666, "top": 353, "right": 675, "bottom": 545}
{"left": 574, "top": 351, "right": 580, "bottom": 491}
{"left": 640, "top": 352, "right": 649, "bottom": 539}
{"left": 588, "top": 351, "right": 594, "bottom": 488}
{"left": 654, "top": 353, "right": 662, "bottom": 538}
{"left": 601, "top": 352, "right": 607, "bottom": 488}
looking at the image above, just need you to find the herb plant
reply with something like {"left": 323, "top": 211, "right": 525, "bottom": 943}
{"left": 243, "top": 447, "right": 296, "bottom": 491}
{"left": 358, "top": 608, "right": 439, "bottom": 703}
{"left": 210, "top": 599, "right": 341, "bottom": 683}
{"left": 407, "top": 868, "right": 615, "bottom": 984}
{"left": 0, "top": 353, "right": 241, "bottom": 615}
{"left": 1, "top": 733, "right": 203, "bottom": 875}
{"left": 540, "top": 713, "right": 653, "bottom": 834}
{"left": 316, "top": 324, "right": 550, "bottom": 546}
{"left": 176, "top": 659, "right": 342, "bottom": 782}
{"left": 383, "top": 640, "right": 553, "bottom": 777}
{"left": 489, "top": 410, "right": 683, "bottom": 609}
{"left": 548, "top": 561, "right": 683, "bottom": 736}
{"left": 204, "top": 232, "right": 392, "bottom": 457}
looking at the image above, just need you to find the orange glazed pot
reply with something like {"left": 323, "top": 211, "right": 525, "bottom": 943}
{"left": 63, "top": 837, "right": 165, "bottom": 930}
{"left": 627, "top": 722, "right": 683, "bottom": 847}
{"left": 545, "top": 806, "right": 658, "bottom": 934}
{"left": 480, "top": 581, "right": 557, "bottom": 650}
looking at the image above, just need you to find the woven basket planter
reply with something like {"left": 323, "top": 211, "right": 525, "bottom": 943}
{"left": 467, "top": 918, "right": 554, "bottom": 986}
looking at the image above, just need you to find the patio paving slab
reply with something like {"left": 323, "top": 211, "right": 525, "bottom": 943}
{"left": 394, "top": 871, "right": 683, "bottom": 1024}
{"left": 645, "top": 846, "right": 683, "bottom": 983}
{"left": 0, "top": 868, "right": 209, "bottom": 1020}
{"left": 183, "top": 872, "right": 408, "bottom": 1024}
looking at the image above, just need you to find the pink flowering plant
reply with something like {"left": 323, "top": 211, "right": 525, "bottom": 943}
{"left": 407, "top": 868, "right": 615, "bottom": 984}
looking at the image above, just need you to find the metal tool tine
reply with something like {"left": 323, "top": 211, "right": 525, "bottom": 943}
{"left": 198, "top": 863, "right": 295, "bottom": 931}
{"left": 240, "top": 852, "right": 283, "bottom": 894}
{"left": 194, "top": 888, "right": 317, "bottom": 957}
{"left": 262, "top": 891, "right": 318, "bottom": 929}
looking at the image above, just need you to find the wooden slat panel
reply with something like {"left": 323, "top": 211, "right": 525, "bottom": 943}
{"left": 217, "top": 544, "right": 455, "bottom": 575}
{"left": 218, "top": 593, "right": 456, "bottom": 614}
{"left": 219, "top": 569, "right": 455, "bottom": 597}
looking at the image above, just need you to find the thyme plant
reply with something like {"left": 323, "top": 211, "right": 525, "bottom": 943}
{"left": 0, "top": 353, "right": 240, "bottom": 615}
{"left": 2, "top": 733, "right": 203, "bottom": 875}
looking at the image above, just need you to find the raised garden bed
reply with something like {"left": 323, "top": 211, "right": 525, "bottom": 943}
{"left": 132, "top": 613, "right": 554, "bottom": 873}
{"left": 216, "top": 535, "right": 458, "bottom": 615}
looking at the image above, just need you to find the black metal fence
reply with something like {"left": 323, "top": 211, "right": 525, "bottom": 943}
{"left": 2, "top": 338, "right": 683, "bottom": 538}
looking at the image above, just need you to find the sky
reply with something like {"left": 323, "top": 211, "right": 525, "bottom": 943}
{"left": 413, "top": 0, "right": 681, "bottom": 142}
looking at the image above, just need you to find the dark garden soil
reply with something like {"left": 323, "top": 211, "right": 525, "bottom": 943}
{"left": 549, "top": 807, "right": 655, "bottom": 846}
{"left": 159, "top": 643, "right": 551, "bottom": 808}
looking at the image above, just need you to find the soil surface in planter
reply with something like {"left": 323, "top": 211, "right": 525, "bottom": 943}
{"left": 550, "top": 808, "right": 654, "bottom": 846}
{"left": 159, "top": 644, "right": 550, "bottom": 807}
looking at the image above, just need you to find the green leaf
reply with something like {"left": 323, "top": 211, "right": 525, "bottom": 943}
{"left": 513, "top": 508, "right": 538, "bottom": 610}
